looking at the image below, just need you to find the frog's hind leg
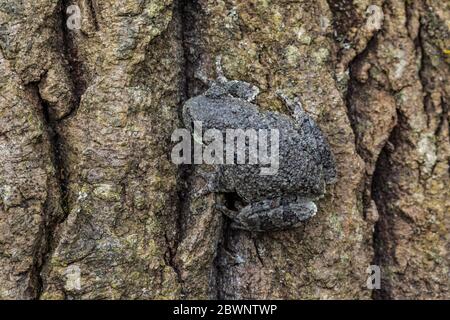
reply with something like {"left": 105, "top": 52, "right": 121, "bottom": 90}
{"left": 233, "top": 197, "right": 317, "bottom": 232}
{"left": 277, "top": 91, "right": 337, "bottom": 184}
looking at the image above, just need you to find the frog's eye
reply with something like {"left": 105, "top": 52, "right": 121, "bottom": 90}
{"left": 227, "top": 81, "right": 260, "bottom": 102}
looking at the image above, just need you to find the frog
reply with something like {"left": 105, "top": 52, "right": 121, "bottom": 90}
{"left": 181, "top": 60, "right": 337, "bottom": 232}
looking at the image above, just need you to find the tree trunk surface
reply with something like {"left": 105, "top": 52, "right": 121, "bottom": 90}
{"left": 0, "top": 0, "right": 448, "bottom": 299}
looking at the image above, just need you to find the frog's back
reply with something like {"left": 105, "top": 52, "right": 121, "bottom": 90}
{"left": 183, "top": 95, "right": 331, "bottom": 202}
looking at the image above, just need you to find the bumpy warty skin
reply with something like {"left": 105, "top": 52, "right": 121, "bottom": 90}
{"left": 225, "top": 196, "right": 320, "bottom": 232}
{"left": 182, "top": 87, "right": 337, "bottom": 204}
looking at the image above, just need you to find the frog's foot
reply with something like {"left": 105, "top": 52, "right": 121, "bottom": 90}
{"left": 215, "top": 204, "right": 239, "bottom": 220}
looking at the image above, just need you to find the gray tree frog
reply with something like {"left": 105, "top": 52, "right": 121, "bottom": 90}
{"left": 182, "top": 63, "right": 337, "bottom": 232}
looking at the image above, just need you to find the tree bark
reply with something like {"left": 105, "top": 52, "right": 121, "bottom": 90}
{"left": 0, "top": 0, "right": 448, "bottom": 299}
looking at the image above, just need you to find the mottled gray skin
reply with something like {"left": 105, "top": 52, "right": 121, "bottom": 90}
{"left": 182, "top": 79, "right": 337, "bottom": 232}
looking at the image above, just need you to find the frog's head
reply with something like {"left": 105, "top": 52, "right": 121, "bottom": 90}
{"left": 205, "top": 55, "right": 260, "bottom": 102}
{"left": 204, "top": 80, "right": 260, "bottom": 102}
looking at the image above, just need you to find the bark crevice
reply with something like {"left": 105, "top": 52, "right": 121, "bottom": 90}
{"left": 87, "top": 0, "right": 99, "bottom": 31}
{"left": 27, "top": 83, "right": 69, "bottom": 299}
{"left": 57, "top": 0, "right": 87, "bottom": 122}
{"left": 30, "top": 1, "right": 86, "bottom": 298}
{"left": 168, "top": 0, "right": 200, "bottom": 296}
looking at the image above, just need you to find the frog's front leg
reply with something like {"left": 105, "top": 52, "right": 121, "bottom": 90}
{"left": 189, "top": 166, "right": 223, "bottom": 198}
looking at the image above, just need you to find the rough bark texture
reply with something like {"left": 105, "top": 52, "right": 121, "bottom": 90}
{"left": 0, "top": 0, "right": 448, "bottom": 299}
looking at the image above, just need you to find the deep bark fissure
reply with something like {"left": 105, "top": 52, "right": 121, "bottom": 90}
{"left": 168, "top": 0, "right": 201, "bottom": 294}
{"left": 333, "top": 1, "right": 394, "bottom": 299}
{"left": 371, "top": 138, "right": 396, "bottom": 300}
{"left": 57, "top": 0, "right": 87, "bottom": 121}
{"left": 164, "top": 230, "right": 183, "bottom": 286}
{"left": 30, "top": 1, "right": 87, "bottom": 298}
{"left": 345, "top": 34, "right": 379, "bottom": 156}
{"left": 87, "top": 0, "right": 99, "bottom": 31}
{"left": 370, "top": 1, "right": 433, "bottom": 300}
{"left": 214, "top": 220, "right": 232, "bottom": 299}
{"left": 28, "top": 83, "right": 69, "bottom": 299}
